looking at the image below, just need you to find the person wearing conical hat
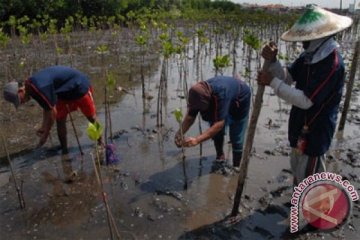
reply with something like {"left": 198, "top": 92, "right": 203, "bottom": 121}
{"left": 257, "top": 5, "right": 352, "bottom": 185}
{"left": 3, "top": 66, "right": 103, "bottom": 154}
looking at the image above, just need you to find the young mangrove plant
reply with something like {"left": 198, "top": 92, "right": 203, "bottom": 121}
{"left": 135, "top": 19, "right": 150, "bottom": 113}
{"left": 157, "top": 28, "right": 174, "bottom": 127}
{"left": 95, "top": 44, "right": 110, "bottom": 135}
{"left": 243, "top": 29, "right": 262, "bottom": 101}
{"left": 213, "top": 54, "right": 231, "bottom": 76}
{"left": 104, "top": 72, "right": 120, "bottom": 166}
{"left": 60, "top": 16, "right": 74, "bottom": 65}
{"left": 174, "top": 30, "right": 190, "bottom": 101}
{"left": 0, "top": 28, "right": 10, "bottom": 48}
{"left": 173, "top": 108, "right": 188, "bottom": 190}
{"left": 195, "top": 27, "right": 209, "bottom": 81}
{"left": 105, "top": 72, "right": 116, "bottom": 141}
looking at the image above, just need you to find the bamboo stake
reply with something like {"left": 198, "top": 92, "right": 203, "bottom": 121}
{"left": 66, "top": 105, "right": 84, "bottom": 155}
{"left": 231, "top": 60, "right": 271, "bottom": 217}
{"left": 1, "top": 133, "right": 25, "bottom": 209}
{"left": 106, "top": 91, "right": 113, "bottom": 141}
{"left": 337, "top": 40, "right": 360, "bottom": 133}
{"left": 91, "top": 147, "right": 121, "bottom": 239}
{"left": 104, "top": 87, "right": 108, "bottom": 144}
{"left": 91, "top": 153, "right": 115, "bottom": 240}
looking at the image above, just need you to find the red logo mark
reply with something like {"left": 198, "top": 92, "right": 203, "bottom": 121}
{"left": 301, "top": 183, "right": 350, "bottom": 230}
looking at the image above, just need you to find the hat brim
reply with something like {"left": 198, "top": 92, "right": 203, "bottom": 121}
{"left": 281, "top": 17, "right": 353, "bottom": 42}
{"left": 281, "top": 6, "right": 353, "bottom": 42}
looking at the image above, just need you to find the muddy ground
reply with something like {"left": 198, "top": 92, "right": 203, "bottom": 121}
{"left": 0, "top": 29, "right": 359, "bottom": 240}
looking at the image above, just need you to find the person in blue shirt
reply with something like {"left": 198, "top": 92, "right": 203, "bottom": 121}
{"left": 257, "top": 5, "right": 352, "bottom": 185}
{"left": 174, "top": 76, "right": 251, "bottom": 169}
{"left": 3, "top": 66, "right": 102, "bottom": 154}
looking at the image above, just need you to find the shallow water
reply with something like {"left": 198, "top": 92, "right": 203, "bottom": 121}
{"left": 0, "top": 28, "right": 359, "bottom": 240}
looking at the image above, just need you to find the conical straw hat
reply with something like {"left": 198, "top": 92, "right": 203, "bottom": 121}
{"left": 281, "top": 5, "right": 353, "bottom": 42}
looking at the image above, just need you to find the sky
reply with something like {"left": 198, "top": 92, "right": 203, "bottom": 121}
{"left": 230, "top": 0, "right": 358, "bottom": 9}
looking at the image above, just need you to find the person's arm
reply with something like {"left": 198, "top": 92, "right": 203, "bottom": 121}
{"left": 270, "top": 77, "right": 313, "bottom": 109}
{"left": 36, "top": 108, "right": 56, "bottom": 147}
{"left": 183, "top": 120, "right": 225, "bottom": 147}
{"left": 257, "top": 71, "right": 313, "bottom": 110}
{"left": 259, "top": 42, "right": 313, "bottom": 109}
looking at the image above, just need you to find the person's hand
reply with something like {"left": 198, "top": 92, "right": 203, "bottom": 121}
{"left": 184, "top": 137, "right": 199, "bottom": 147}
{"left": 36, "top": 132, "right": 49, "bottom": 148}
{"left": 36, "top": 127, "right": 46, "bottom": 137}
{"left": 262, "top": 42, "right": 278, "bottom": 62}
{"left": 257, "top": 70, "right": 273, "bottom": 86}
{"left": 174, "top": 131, "right": 183, "bottom": 148}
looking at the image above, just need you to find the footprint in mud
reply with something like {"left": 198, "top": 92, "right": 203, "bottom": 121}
{"left": 210, "top": 161, "right": 237, "bottom": 176}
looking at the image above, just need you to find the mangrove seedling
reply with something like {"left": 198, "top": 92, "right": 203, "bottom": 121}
{"left": 213, "top": 54, "right": 231, "bottom": 76}
{"left": 173, "top": 108, "right": 188, "bottom": 190}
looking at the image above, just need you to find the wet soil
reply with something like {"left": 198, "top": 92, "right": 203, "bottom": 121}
{"left": 0, "top": 29, "right": 359, "bottom": 240}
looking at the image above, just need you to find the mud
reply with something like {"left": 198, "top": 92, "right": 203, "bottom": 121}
{"left": 0, "top": 27, "right": 359, "bottom": 240}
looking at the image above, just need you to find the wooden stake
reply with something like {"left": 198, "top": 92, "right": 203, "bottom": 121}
{"left": 91, "top": 147, "right": 121, "bottom": 239}
{"left": 231, "top": 60, "right": 271, "bottom": 216}
{"left": 1, "top": 133, "right": 26, "bottom": 209}
{"left": 338, "top": 40, "right": 360, "bottom": 133}
{"left": 66, "top": 105, "right": 84, "bottom": 155}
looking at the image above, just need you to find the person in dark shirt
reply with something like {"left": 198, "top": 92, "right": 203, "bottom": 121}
{"left": 174, "top": 76, "right": 251, "bottom": 169}
{"left": 3, "top": 66, "right": 102, "bottom": 154}
{"left": 256, "top": 5, "right": 352, "bottom": 185}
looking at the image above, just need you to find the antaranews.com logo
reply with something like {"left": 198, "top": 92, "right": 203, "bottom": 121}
{"left": 290, "top": 172, "right": 359, "bottom": 233}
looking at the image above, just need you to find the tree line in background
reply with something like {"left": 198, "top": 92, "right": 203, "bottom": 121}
{"left": 0, "top": 0, "right": 298, "bottom": 36}
{"left": 0, "top": 0, "right": 240, "bottom": 25}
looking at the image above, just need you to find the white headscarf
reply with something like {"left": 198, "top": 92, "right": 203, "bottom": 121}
{"left": 304, "top": 37, "right": 339, "bottom": 64}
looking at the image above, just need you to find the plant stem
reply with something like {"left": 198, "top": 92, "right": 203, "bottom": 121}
{"left": 1, "top": 133, "right": 25, "bottom": 209}
{"left": 179, "top": 123, "right": 188, "bottom": 190}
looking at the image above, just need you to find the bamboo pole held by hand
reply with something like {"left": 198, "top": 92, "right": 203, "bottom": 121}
{"left": 231, "top": 60, "right": 271, "bottom": 217}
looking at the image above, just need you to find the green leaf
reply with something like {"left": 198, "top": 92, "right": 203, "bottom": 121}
{"left": 87, "top": 122, "right": 103, "bottom": 141}
{"left": 173, "top": 108, "right": 183, "bottom": 123}
{"left": 213, "top": 55, "right": 231, "bottom": 71}
{"left": 159, "top": 33, "right": 169, "bottom": 42}
{"left": 107, "top": 72, "right": 116, "bottom": 89}
{"left": 243, "top": 30, "right": 261, "bottom": 50}
{"left": 96, "top": 44, "right": 109, "bottom": 54}
{"left": 162, "top": 41, "right": 174, "bottom": 59}
{"left": 135, "top": 35, "right": 147, "bottom": 46}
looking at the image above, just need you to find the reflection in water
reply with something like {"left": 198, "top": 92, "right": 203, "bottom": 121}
{"left": 138, "top": 157, "right": 202, "bottom": 193}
